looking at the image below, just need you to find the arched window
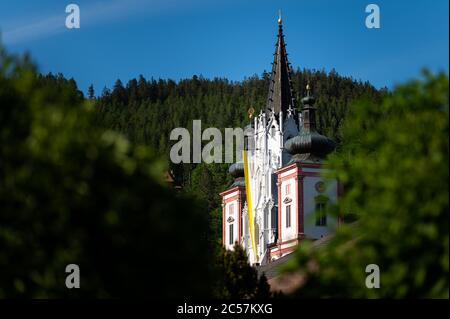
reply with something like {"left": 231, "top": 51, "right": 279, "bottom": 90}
{"left": 228, "top": 203, "right": 234, "bottom": 216}
{"left": 315, "top": 195, "right": 329, "bottom": 226}
{"left": 286, "top": 205, "right": 291, "bottom": 228}
{"left": 271, "top": 125, "right": 276, "bottom": 136}
{"left": 285, "top": 183, "right": 291, "bottom": 195}
{"left": 229, "top": 224, "right": 234, "bottom": 245}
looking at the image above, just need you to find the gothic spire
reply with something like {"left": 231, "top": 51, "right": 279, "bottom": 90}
{"left": 265, "top": 13, "right": 297, "bottom": 119}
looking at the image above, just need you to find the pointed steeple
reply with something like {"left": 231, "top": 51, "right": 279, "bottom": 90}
{"left": 266, "top": 12, "right": 297, "bottom": 120}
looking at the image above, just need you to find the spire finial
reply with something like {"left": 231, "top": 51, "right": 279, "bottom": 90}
{"left": 302, "top": 82, "right": 316, "bottom": 106}
{"left": 248, "top": 107, "right": 255, "bottom": 119}
{"left": 278, "top": 9, "right": 283, "bottom": 25}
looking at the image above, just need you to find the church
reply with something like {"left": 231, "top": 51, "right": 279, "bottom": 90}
{"left": 220, "top": 15, "right": 342, "bottom": 265}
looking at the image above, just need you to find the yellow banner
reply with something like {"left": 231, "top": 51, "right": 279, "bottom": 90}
{"left": 243, "top": 150, "right": 258, "bottom": 263}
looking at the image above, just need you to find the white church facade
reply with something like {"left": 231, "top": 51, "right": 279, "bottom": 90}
{"left": 220, "top": 16, "right": 342, "bottom": 265}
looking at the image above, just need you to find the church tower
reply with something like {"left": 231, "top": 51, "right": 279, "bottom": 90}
{"left": 220, "top": 14, "right": 340, "bottom": 265}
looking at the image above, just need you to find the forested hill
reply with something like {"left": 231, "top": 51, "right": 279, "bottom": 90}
{"left": 92, "top": 69, "right": 385, "bottom": 153}
{"left": 40, "top": 69, "right": 386, "bottom": 245}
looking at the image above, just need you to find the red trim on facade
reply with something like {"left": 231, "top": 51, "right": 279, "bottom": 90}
{"left": 301, "top": 172, "right": 321, "bottom": 177}
{"left": 277, "top": 162, "right": 324, "bottom": 180}
{"left": 268, "top": 239, "right": 300, "bottom": 260}
{"left": 222, "top": 201, "right": 226, "bottom": 246}
{"left": 223, "top": 194, "right": 240, "bottom": 204}
{"left": 276, "top": 162, "right": 299, "bottom": 175}
{"left": 238, "top": 196, "right": 242, "bottom": 242}
{"left": 300, "top": 163, "right": 324, "bottom": 169}
{"left": 298, "top": 174, "right": 304, "bottom": 236}
{"left": 220, "top": 186, "right": 246, "bottom": 247}
{"left": 279, "top": 172, "right": 298, "bottom": 182}
{"left": 272, "top": 246, "right": 297, "bottom": 257}
{"left": 280, "top": 169, "right": 321, "bottom": 181}
{"left": 219, "top": 186, "right": 242, "bottom": 197}
{"left": 271, "top": 236, "right": 300, "bottom": 247}
{"left": 278, "top": 164, "right": 306, "bottom": 244}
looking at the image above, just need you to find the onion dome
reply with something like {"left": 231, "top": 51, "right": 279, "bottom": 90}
{"left": 285, "top": 85, "right": 336, "bottom": 162}
{"left": 229, "top": 161, "right": 244, "bottom": 179}
{"left": 228, "top": 161, "right": 245, "bottom": 187}
{"left": 285, "top": 131, "right": 336, "bottom": 159}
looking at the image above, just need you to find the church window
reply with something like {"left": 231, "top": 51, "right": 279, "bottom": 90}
{"left": 285, "top": 183, "right": 291, "bottom": 195}
{"left": 315, "top": 195, "right": 328, "bottom": 226}
{"left": 229, "top": 224, "right": 234, "bottom": 245}
{"left": 286, "top": 205, "right": 291, "bottom": 228}
{"left": 229, "top": 203, "right": 234, "bottom": 216}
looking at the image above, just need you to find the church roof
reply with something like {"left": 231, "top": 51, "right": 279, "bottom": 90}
{"left": 265, "top": 17, "right": 297, "bottom": 119}
{"left": 257, "top": 235, "right": 335, "bottom": 279}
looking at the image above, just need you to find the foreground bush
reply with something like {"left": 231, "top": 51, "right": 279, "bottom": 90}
{"left": 284, "top": 72, "right": 449, "bottom": 298}
{"left": 0, "top": 46, "right": 214, "bottom": 298}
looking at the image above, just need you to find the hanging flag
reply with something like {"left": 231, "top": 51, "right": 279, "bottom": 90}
{"left": 243, "top": 150, "right": 258, "bottom": 263}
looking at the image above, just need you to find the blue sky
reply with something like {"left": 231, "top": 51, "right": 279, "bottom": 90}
{"left": 0, "top": 0, "right": 448, "bottom": 94}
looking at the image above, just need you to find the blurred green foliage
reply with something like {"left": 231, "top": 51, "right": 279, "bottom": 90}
{"left": 0, "top": 46, "right": 218, "bottom": 298}
{"left": 4, "top": 39, "right": 445, "bottom": 299}
{"left": 283, "top": 72, "right": 449, "bottom": 298}
{"left": 0, "top": 44, "right": 270, "bottom": 299}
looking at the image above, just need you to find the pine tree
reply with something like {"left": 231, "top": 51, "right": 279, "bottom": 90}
{"left": 0, "top": 46, "right": 215, "bottom": 298}
{"left": 112, "top": 79, "right": 127, "bottom": 105}
{"left": 214, "top": 244, "right": 272, "bottom": 299}
{"left": 88, "top": 84, "right": 95, "bottom": 99}
{"left": 255, "top": 273, "right": 272, "bottom": 299}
